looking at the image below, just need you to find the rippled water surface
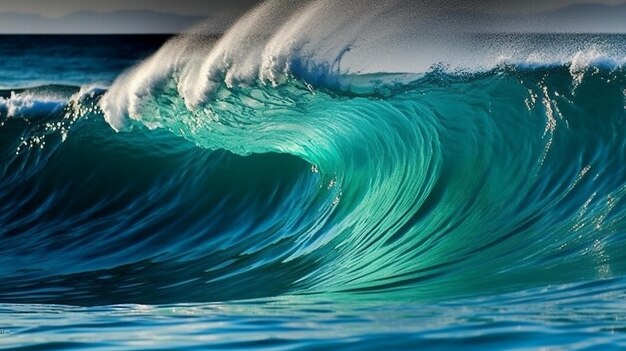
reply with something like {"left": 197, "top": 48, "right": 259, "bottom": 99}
{"left": 3, "top": 279, "right": 626, "bottom": 350}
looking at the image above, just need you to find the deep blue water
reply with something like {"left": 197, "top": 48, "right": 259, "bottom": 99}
{"left": 1, "top": 28, "right": 626, "bottom": 350}
{"left": 0, "top": 35, "right": 171, "bottom": 89}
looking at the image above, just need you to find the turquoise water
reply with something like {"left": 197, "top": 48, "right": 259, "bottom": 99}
{"left": 2, "top": 7, "right": 626, "bottom": 350}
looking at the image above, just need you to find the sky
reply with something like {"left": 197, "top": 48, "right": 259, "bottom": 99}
{"left": 0, "top": 0, "right": 262, "bottom": 33}
{"left": 477, "top": 0, "right": 626, "bottom": 13}
{"left": 0, "top": 0, "right": 260, "bottom": 17}
{"left": 0, "top": 0, "right": 624, "bottom": 33}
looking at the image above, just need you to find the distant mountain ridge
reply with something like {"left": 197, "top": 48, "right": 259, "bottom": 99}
{"left": 0, "top": 10, "right": 207, "bottom": 34}
{"left": 0, "top": 3, "right": 625, "bottom": 34}
{"left": 528, "top": 2, "right": 626, "bottom": 33}
{"left": 480, "top": 2, "right": 626, "bottom": 33}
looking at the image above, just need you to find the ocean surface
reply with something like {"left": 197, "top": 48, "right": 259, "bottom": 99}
{"left": 1, "top": 19, "right": 626, "bottom": 351}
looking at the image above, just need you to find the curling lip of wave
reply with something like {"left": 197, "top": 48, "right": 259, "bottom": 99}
{"left": 3, "top": 51, "right": 623, "bottom": 125}
{"left": 98, "top": 1, "right": 626, "bottom": 128}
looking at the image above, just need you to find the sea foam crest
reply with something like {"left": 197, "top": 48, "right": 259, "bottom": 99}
{"left": 0, "top": 85, "right": 107, "bottom": 120}
{"left": 100, "top": 0, "right": 406, "bottom": 130}
{"left": 100, "top": 0, "right": 626, "bottom": 132}
{"left": 0, "top": 91, "right": 66, "bottom": 118}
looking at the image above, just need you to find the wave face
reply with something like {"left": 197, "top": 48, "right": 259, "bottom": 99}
{"left": 2, "top": 61, "right": 626, "bottom": 305}
{"left": 2, "top": 1, "right": 626, "bottom": 309}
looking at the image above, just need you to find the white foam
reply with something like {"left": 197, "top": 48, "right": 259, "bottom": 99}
{"left": 0, "top": 91, "right": 66, "bottom": 118}
{"left": 100, "top": 0, "right": 626, "bottom": 131}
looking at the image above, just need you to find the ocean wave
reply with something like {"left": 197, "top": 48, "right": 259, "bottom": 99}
{"left": 2, "top": 60, "right": 626, "bottom": 305}
{"left": 2, "top": 0, "right": 626, "bottom": 306}
{"left": 0, "top": 91, "right": 67, "bottom": 118}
